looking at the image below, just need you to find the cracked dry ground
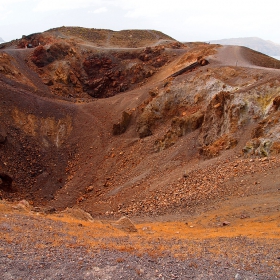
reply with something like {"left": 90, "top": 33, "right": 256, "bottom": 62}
{"left": 1, "top": 155, "right": 280, "bottom": 279}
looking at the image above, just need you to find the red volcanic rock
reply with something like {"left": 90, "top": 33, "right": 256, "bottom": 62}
{"left": 82, "top": 50, "right": 167, "bottom": 98}
{"left": 31, "top": 45, "right": 51, "bottom": 67}
{"left": 83, "top": 56, "right": 113, "bottom": 75}
{"left": 31, "top": 43, "right": 71, "bottom": 67}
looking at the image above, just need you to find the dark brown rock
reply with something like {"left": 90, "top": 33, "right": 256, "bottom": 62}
{"left": 0, "top": 126, "right": 6, "bottom": 143}
{"left": 113, "top": 111, "right": 132, "bottom": 135}
{"left": 0, "top": 173, "right": 13, "bottom": 192}
{"left": 138, "top": 125, "right": 152, "bottom": 138}
{"left": 273, "top": 95, "right": 280, "bottom": 110}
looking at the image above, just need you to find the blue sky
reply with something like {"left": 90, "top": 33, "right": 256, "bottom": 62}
{"left": 1, "top": 0, "right": 280, "bottom": 44}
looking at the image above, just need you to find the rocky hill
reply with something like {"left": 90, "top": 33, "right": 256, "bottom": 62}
{"left": 0, "top": 27, "right": 280, "bottom": 212}
{"left": 0, "top": 26, "right": 280, "bottom": 279}
{"left": 210, "top": 37, "right": 280, "bottom": 56}
{"left": 0, "top": 37, "right": 4, "bottom": 43}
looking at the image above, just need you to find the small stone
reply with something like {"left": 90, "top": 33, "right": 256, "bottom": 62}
{"left": 44, "top": 207, "right": 56, "bottom": 214}
{"left": 222, "top": 221, "right": 230, "bottom": 226}
{"left": 13, "top": 200, "right": 30, "bottom": 211}
{"left": 18, "top": 199, "right": 30, "bottom": 208}
{"left": 235, "top": 273, "right": 242, "bottom": 280}
{"left": 142, "top": 226, "right": 150, "bottom": 231}
{"left": 86, "top": 186, "right": 94, "bottom": 192}
{"left": 213, "top": 103, "right": 221, "bottom": 108}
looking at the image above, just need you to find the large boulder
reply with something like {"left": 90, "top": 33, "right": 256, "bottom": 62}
{"left": 62, "top": 207, "right": 94, "bottom": 221}
{"left": 111, "top": 216, "right": 137, "bottom": 233}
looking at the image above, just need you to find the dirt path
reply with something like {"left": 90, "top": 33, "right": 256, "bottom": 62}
{"left": 214, "top": 46, "right": 247, "bottom": 67}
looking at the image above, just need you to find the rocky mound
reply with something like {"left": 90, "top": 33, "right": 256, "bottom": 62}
{"left": 2, "top": 27, "right": 182, "bottom": 100}
{"left": 50, "top": 26, "right": 175, "bottom": 48}
{"left": 240, "top": 46, "right": 280, "bottom": 68}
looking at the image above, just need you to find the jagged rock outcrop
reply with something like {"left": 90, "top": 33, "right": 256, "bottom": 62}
{"left": 31, "top": 43, "right": 73, "bottom": 67}
{"left": 171, "top": 111, "right": 204, "bottom": 137}
{"left": 154, "top": 111, "right": 204, "bottom": 152}
{"left": 28, "top": 42, "right": 173, "bottom": 99}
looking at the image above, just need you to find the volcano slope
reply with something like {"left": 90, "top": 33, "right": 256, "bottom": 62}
{"left": 0, "top": 27, "right": 280, "bottom": 278}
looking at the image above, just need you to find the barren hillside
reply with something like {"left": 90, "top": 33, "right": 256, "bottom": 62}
{"left": 0, "top": 27, "right": 279, "bottom": 279}
{"left": 210, "top": 36, "right": 280, "bottom": 56}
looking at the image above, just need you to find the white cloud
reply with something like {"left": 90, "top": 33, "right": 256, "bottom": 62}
{"left": 2, "top": 0, "right": 280, "bottom": 44}
{"left": 0, "top": 5, "right": 9, "bottom": 21}
{"left": 114, "top": 0, "right": 178, "bottom": 18}
{"left": 0, "top": 0, "right": 27, "bottom": 4}
{"left": 33, "top": 0, "right": 103, "bottom": 12}
{"left": 91, "top": 7, "right": 107, "bottom": 14}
